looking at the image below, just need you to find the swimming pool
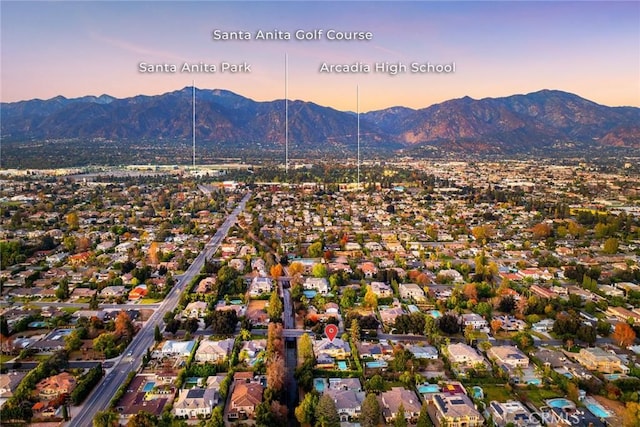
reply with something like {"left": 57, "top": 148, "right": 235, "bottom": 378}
{"left": 429, "top": 310, "right": 442, "bottom": 318}
{"left": 314, "top": 378, "right": 325, "bottom": 392}
{"left": 142, "top": 382, "right": 156, "bottom": 392}
{"left": 337, "top": 361, "right": 348, "bottom": 371}
{"left": 584, "top": 399, "right": 611, "bottom": 418}
{"left": 303, "top": 290, "right": 317, "bottom": 299}
{"left": 365, "top": 360, "right": 388, "bottom": 369}
{"left": 546, "top": 398, "right": 575, "bottom": 410}
{"left": 472, "top": 386, "right": 484, "bottom": 399}
{"left": 418, "top": 384, "right": 440, "bottom": 394}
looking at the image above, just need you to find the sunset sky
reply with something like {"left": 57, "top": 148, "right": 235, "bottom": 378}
{"left": 1, "top": 1, "right": 638, "bottom": 111}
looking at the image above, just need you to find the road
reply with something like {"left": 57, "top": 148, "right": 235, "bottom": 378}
{"left": 21, "top": 301, "right": 160, "bottom": 310}
{"left": 68, "top": 191, "right": 251, "bottom": 427}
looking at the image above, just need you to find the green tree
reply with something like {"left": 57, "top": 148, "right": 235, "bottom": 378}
{"left": 127, "top": 411, "right": 158, "bottom": 427}
{"left": 315, "top": 394, "right": 340, "bottom": 427}
{"left": 395, "top": 403, "right": 407, "bottom": 427}
{"left": 364, "top": 285, "right": 378, "bottom": 309}
{"left": 295, "top": 391, "right": 318, "bottom": 426}
{"left": 267, "top": 289, "right": 283, "bottom": 321}
{"left": 56, "top": 279, "right": 70, "bottom": 300}
{"left": 366, "top": 374, "right": 385, "bottom": 393}
{"left": 64, "top": 330, "right": 82, "bottom": 352}
{"left": 93, "top": 409, "right": 119, "bottom": 427}
{"left": 298, "top": 333, "right": 315, "bottom": 363}
{"left": 416, "top": 402, "right": 432, "bottom": 427}
{"left": 361, "top": 393, "right": 381, "bottom": 427}
{"left": 308, "top": 241, "right": 323, "bottom": 258}
{"left": 154, "top": 325, "right": 162, "bottom": 342}
{"left": 66, "top": 212, "right": 79, "bottom": 231}
{"left": 312, "top": 263, "right": 328, "bottom": 278}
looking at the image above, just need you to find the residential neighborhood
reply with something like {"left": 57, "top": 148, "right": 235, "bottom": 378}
{"left": 0, "top": 159, "right": 639, "bottom": 427}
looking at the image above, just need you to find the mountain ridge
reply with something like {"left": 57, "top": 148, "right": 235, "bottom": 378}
{"left": 2, "top": 87, "right": 638, "bottom": 154}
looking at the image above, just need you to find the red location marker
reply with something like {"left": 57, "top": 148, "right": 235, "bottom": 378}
{"left": 325, "top": 324, "right": 339, "bottom": 342}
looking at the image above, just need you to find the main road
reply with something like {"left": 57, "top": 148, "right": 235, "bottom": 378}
{"left": 68, "top": 191, "right": 251, "bottom": 427}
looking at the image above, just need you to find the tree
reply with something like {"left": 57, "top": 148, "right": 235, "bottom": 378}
{"left": 395, "top": 403, "right": 408, "bottom": 427}
{"left": 364, "top": 285, "right": 378, "bottom": 309}
{"left": 127, "top": 410, "right": 158, "bottom": 427}
{"left": 148, "top": 241, "right": 160, "bottom": 265}
{"left": 270, "top": 263, "right": 284, "bottom": 279}
{"left": 350, "top": 319, "right": 361, "bottom": 343}
{"left": 498, "top": 295, "right": 516, "bottom": 313}
{"left": 416, "top": 402, "right": 431, "bottom": 427}
{"left": 298, "top": 333, "right": 315, "bottom": 363}
{"left": 289, "top": 262, "right": 304, "bottom": 276}
{"left": 312, "top": 263, "right": 328, "bottom": 278}
{"left": 532, "top": 222, "right": 552, "bottom": 239}
{"left": 266, "top": 355, "right": 285, "bottom": 391}
{"left": 308, "top": 241, "right": 323, "bottom": 258}
{"left": 115, "top": 310, "right": 134, "bottom": 338}
{"left": 361, "top": 393, "right": 381, "bottom": 427}
{"left": 622, "top": 401, "right": 640, "bottom": 427}
{"left": 55, "top": 279, "right": 70, "bottom": 300}
{"left": 154, "top": 325, "right": 162, "bottom": 342}
{"left": 438, "top": 313, "right": 461, "bottom": 335}
{"left": 315, "top": 394, "right": 340, "bottom": 427}
{"left": 366, "top": 374, "right": 385, "bottom": 393}
{"left": 490, "top": 319, "right": 503, "bottom": 335}
{"left": 93, "top": 410, "right": 119, "bottom": 427}
{"left": 577, "top": 325, "right": 597, "bottom": 345}
{"left": 596, "top": 320, "right": 612, "bottom": 337}
{"left": 66, "top": 212, "right": 79, "bottom": 230}
{"left": 267, "top": 289, "right": 283, "bottom": 321}
{"left": 295, "top": 391, "right": 318, "bottom": 426}
{"left": 612, "top": 322, "right": 636, "bottom": 348}
{"left": 64, "top": 330, "right": 82, "bottom": 352}
{"left": 603, "top": 237, "right": 619, "bottom": 254}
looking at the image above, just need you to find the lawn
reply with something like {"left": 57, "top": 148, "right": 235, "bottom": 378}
{"left": 140, "top": 298, "right": 162, "bottom": 304}
{"left": 517, "top": 387, "right": 563, "bottom": 408}
{"left": 62, "top": 307, "right": 81, "bottom": 314}
{"left": 479, "top": 384, "right": 514, "bottom": 403}
{"left": 0, "top": 354, "right": 16, "bottom": 364}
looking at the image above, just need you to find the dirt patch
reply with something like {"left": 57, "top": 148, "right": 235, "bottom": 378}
{"left": 138, "top": 309, "right": 154, "bottom": 321}
{"left": 246, "top": 300, "right": 268, "bottom": 326}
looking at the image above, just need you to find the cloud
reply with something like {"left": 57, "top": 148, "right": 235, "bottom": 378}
{"left": 89, "top": 32, "right": 189, "bottom": 62}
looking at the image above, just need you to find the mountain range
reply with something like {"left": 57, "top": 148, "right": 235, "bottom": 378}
{"left": 2, "top": 88, "right": 638, "bottom": 155}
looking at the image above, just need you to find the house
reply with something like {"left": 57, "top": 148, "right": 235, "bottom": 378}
{"left": 69, "top": 287, "right": 96, "bottom": 300}
{"left": 304, "top": 277, "right": 329, "bottom": 294}
{"left": 325, "top": 388, "right": 365, "bottom": 422}
{"left": 240, "top": 340, "right": 266, "bottom": 366}
{"left": 359, "top": 262, "right": 378, "bottom": 278}
{"left": 606, "top": 306, "right": 640, "bottom": 324}
{"left": 183, "top": 301, "right": 208, "bottom": 319}
{"left": 100, "top": 285, "right": 127, "bottom": 299}
{"left": 249, "top": 276, "right": 272, "bottom": 296}
{"left": 196, "top": 277, "right": 216, "bottom": 294}
{"left": 572, "top": 347, "right": 629, "bottom": 374}
{"left": 407, "top": 345, "right": 439, "bottom": 360}
{"left": 128, "top": 285, "right": 148, "bottom": 301}
{"left": 370, "top": 281, "right": 393, "bottom": 298}
{"left": 35, "top": 372, "right": 77, "bottom": 400}
{"left": 173, "top": 387, "right": 218, "bottom": 418}
{"left": 446, "top": 343, "right": 486, "bottom": 369}
{"left": 379, "top": 306, "right": 405, "bottom": 325}
{"left": 399, "top": 283, "right": 426, "bottom": 302}
{"left": 228, "top": 382, "right": 263, "bottom": 419}
{"left": 195, "top": 338, "right": 235, "bottom": 363}
{"left": 489, "top": 400, "right": 540, "bottom": 427}
{"left": 487, "top": 346, "right": 530, "bottom": 368}
{"left": 380, "top": 387, "right": 421, "bottom": 423}
{"left": 532, "top": 319, "right": 555, "bottom": 333}
{"left": 430, "top": 393, "right": 484, "bottom": 427}
{"left": 493, "top": 315, "right": 527, "bottom": 332}
{"left": 461, "top": 313, "right": 488, "bottom": 330}
{"left": 155, "top": 340, "right": 196, "bottom": 358}
{"left": 314, "top": 338, "right": 351, "bottom": 362}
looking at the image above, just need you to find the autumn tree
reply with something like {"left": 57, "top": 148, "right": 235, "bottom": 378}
{"left": 490, "top": 319, "right": 503, "bottom": 335}
{"left": 364, "top": 285, "right": 378, "bottom": 309}
{"left": 267, "top": 322, "right": 284, "bottom": 357}
{"left": 270, "top": 263, "right": 284, "bottom": 279}
{"left": 308, "top": 241, "right": 323, "bottom": 258}
{"left": 350, "top": 318, "right": 361, "bottom": 344}
{"left": 66, "top": 212, "right": 79, "bottom": 230}
{"left": 622, "top": 401, "right": 640, "bottom": 427}
{"left": 603, "top": 237, "right": 619, "bottom": 254}
{"left": 93, "top": 410, "right": 119, "bottom": 427}
{"left": 288, "top": 262, "right": 304, "bottom": 276}
{"left": 463, "top": 283, "right": 478, "bottom": 302}
{"left": 532, "top": 222, "right": 552, "bottom": 239}
{"left": 360, "top": 393, "right": 381, "bottom": 427}
{"left": 127, "top": 410, "right": 158, "bottom": 427}
{"left": 266, "top": 355, "right": 285, "bottom": 391}
{"left": 612, "top": 322, "right": 636, "bottom": 348}
{"left": 115, "top": 310, "right": 134, "bottom": 338}
{"left": 148, "top": 242, "right": 160, "bottom": 265}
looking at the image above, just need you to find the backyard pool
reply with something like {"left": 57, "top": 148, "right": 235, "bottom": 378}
{"left": 337, "top": 361, "right": 348, "bottom": 371}
{"left": 303, "top": 290, "right": 317, "bottom": 299}
{"left": 584, "top": 398, "right": 611, "bottom": 418}
{"left": 546, "top": 398, "right": 575, "bottom": 410}
{"left": 417, "top": 384, "right": 440, "bottom": 394}
{"left": 142, "top": 382, "right": 156, "bottom": 392}
{"left": 314, "top": 378, "right": 326, "bottom": 392}
{"left": 230, "top": 299, "right": 243, "bottom": 305}
{"left": 472, "top": 386, "right": 484, "bottom": 399}
{"left": 429, "top": 310, "right": 442, "bottom": 318}
{"left": 365, "top": 360, "right": 388, "bottom": 369}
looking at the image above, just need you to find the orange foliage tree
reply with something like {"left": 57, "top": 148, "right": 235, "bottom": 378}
{"left": 612, "top": 322, "right": 636, "bottom": 348}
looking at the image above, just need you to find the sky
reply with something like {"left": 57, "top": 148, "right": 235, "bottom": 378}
{"left": 1, "top": 1, "right": 639, "bottom": 112}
